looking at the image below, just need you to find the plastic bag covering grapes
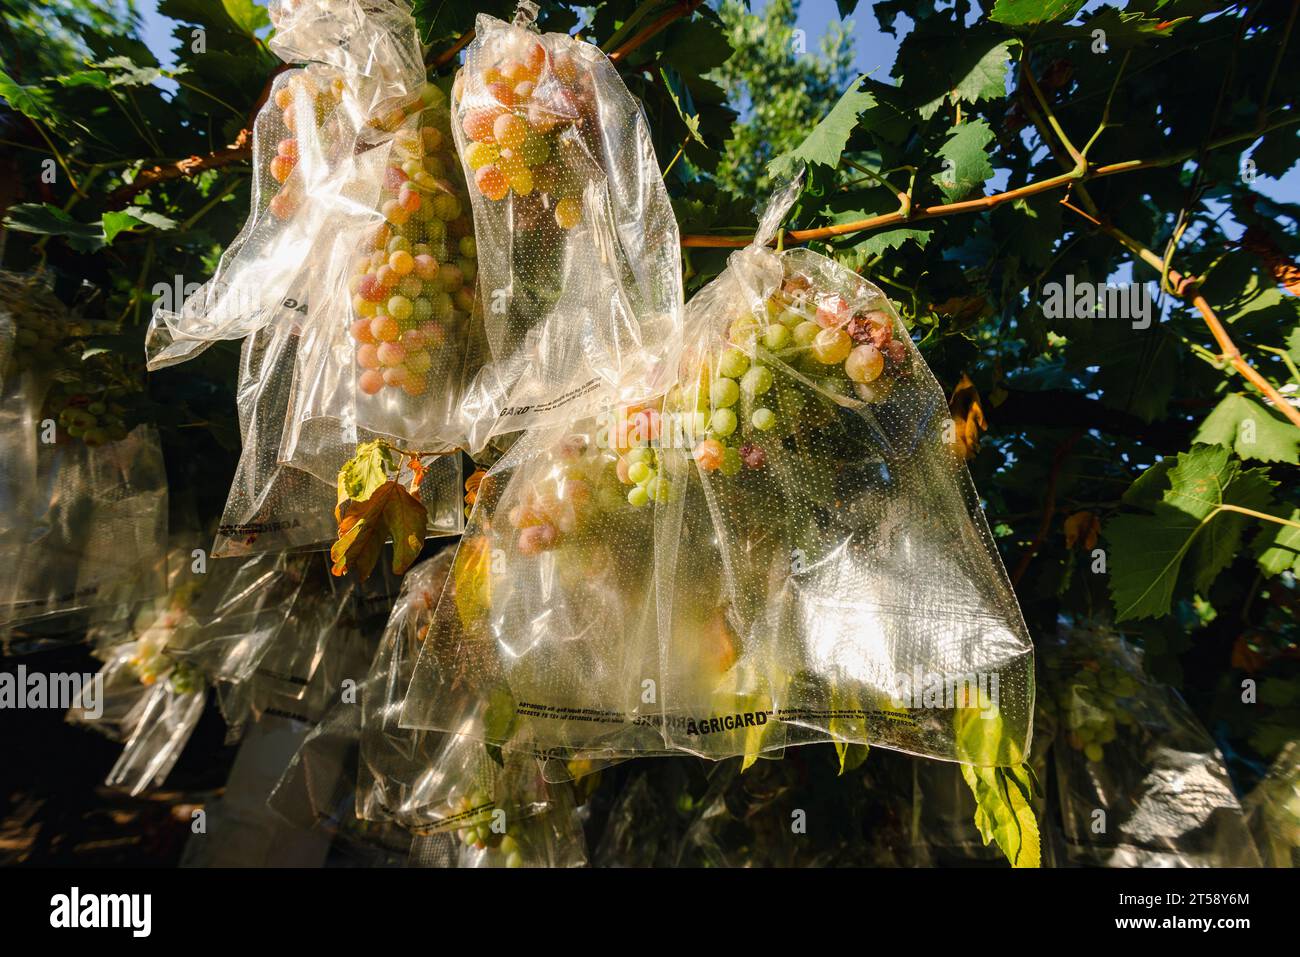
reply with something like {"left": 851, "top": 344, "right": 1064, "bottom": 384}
{"left": 144, "top": 0, "right": 418, "bottom": 369}
{"left": 652, "top": 176, "right": 1034, "bottom": 765}
{"left": 75, "top": 562, "right": 209, "bottom": 796}
{"left": 104, "top": 678, "right": 207, "bottom": 797}
{"left": 272, "top": 0, "right": 488, "bottom": 472}
{"left": 399, "top": 416, "right": 673, "bottom": 762}
{"left": 211, "top": 324, "right": 463, "bottom": 558}
{"left": 450, "top": 8, "right": 683, "bottom": 452}
{"left": 0, "top": 422, "right": 168, "bottom": 632}
{"left": 1045, "top": 624, "right": 1260, "bottom": 866}
{"left": 1244, "top": 741, "right": 1300, "bottom": 867}
{"left": 356, "top": 550, "right": 586, "bottom": 830}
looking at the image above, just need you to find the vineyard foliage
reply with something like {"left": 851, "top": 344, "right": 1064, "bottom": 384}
{"left": 1, "top": 0, "right": 1299, "bottom": 782}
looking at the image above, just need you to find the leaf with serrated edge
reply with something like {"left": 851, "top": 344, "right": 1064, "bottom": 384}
{"left": 331, "top": 481, "right": 427, "bottom": 581}
{"left": 1107, "top": 445, "right": 1277, "bottom": 620}
{"left": 1195, "top": 393, "right": 1300, "bottom": 465}
{"left": 768, "top": 76, "right": 873, "bottom": 180}
{"left": 933, "top": 119, "right": 995, "bottom": 202}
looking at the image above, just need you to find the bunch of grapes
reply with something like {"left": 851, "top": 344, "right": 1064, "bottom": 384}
{"left": 443, "top": 790, "right": 525, "bottom": 867}
{"left": 1055, "top": 657, "right": 1141, "bottom": 763}
{"left": 265, "top": 70, "right": 345, "bottom": 221}
{"left": 53, "top": 392, "right": 130, "bottom": 446}
{"left": 676, "top": 266, "right": 910, "bottom": 479}
{"left": 456, "top": 35, "right": 591, "bottom": 230}
{"left": 505, "top": 432, "right": 638, "bottom": 554}
{"left": 765, "top": 271, "right": 909, "bottom": 403}
{"left": 348, "top": 83, "right": 478, "bottom": 399}
{"left": 611, "top": 405, "right": 680, "bottom": 508}
{"left": 1, "top": 273, "right": 141, "bottom": 446}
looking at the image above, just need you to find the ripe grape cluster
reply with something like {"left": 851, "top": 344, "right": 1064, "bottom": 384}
{"left": 682, "top": 266, "right": 909, "bottom": 478}
{"left": 506, "top": 433, "right": 639, "bottom": 554}
{"left": 1055, "top": 657, "right": 1141, "bottom": 763}
{"left": 266, "top": 71, "right": 345, "bottom": 220}
{"left": 456, "top": 36, "right": 590, "bottom": 230}
{"left": 1, "top": 273, "right": 138, "bottom": 446}
{"left": 347, "top": 83, "right": 478, "bottom": 399}
{"left": 445, "top": 791, "right": 525, "bottom": 867}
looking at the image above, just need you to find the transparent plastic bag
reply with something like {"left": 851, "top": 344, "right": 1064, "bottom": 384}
{"left": 1045, "top": 624, "right": 1260, "bottom": 866}
{"left": 451, "top": 7, "right": 683, "bottom": 450}
{"left": 213, "top": 323, "right": 464, "bottom": 559}
{"left": 400, "top": 419, "right": 669, "bottom": 760}
{"left": 1243, "top": 740, "right": 1300, "bottom": 867}
{"left": 222, "top": 556, "right": 387, "bottom": 728}
{"left": 0, "top": 423, "right": 168, "bottom": 631}
{"left": 146, "top": 0, "right": 468, "bottom": 549}
{"left": 170, "top": 552, "right": 310, "bottom": 683}
{"left": 104, "top": 679, "right": 207, "bottom": 797}
{"left": 144, "top": 0, "right": 405, "bottom": 368}
{"left": 278, "top": 74, "right": 485, "bottom": 473}
{"left": 452, "top": 758, "right": 587, "bottom": 868}
{"left": 356, "top": 549, "right": 597, "bottom": 832}
{"left": 144, "top": 60, "right": 353, "bottom": 368}
{"left": 652, "top": 177, "right": 1034, "bottom": 765}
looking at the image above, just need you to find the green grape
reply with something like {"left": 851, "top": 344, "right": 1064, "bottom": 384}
{"left": 710, "top": 407, "right": 738, "bottom": 437}
{"left": 628, "top": 461, "right": 653, "bottom": 484}
{"left": 741, "top": 366, "right": 773, "bottom": 397}
{"left": 718, "top": 348, "right": 750, "bottom": 378}
{"left": 751, "top": 408, "right": 776, "bottom": 431}
{"left": 762, "top": 324, "right": 791, "bottom": 351}
{"left": 792, "top": 321, "right": 820, "bottom": 347}
{"left": 711, "top": 377, "right": 740, "bottom": 408}
{"left": 628, "top": 485, "right": 650, "bottom": 507}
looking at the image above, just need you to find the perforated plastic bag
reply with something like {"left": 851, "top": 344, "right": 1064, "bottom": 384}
{"left": 211, "top": 324, "right": 463, "bottom": 558}
{"left": 400, "top": 418, "right": 670, "bottom": 761}
{"left": 76, "top": 588, "right": 208, "bottom": 797}
{"left": 1244, "top": 741, "right": 1300, "bottom": 867}
{"left": 651, "top": 176, "right": 1034, "bottom": 765}
{"left": 268, "top": 0, "right": 489, "bottom": 472}
{"left": 169, "top": 552, "right": 309, "bottom": 684}
{"left": 145, "top": 0, "right": 376, "bottom": 368}
{"left": 1045, "top": 623, "right": 1259, "bottom": 866}
{"left": 146, "top": 0, "right": 466, "bottom": 554}
{"left": 0, "top": 423, "right": 168, "bottom": 633}
{"left": 216, "top": 554, "right": 390, "bottom": 733}
{"left": 105, "top": 678, "right": 207, "bottom": 797}
{"left": 359, "top": 549, "right": 604, "bottom": 830}
{"left": 450, "top": 6, "right": 683, "bottom": 451}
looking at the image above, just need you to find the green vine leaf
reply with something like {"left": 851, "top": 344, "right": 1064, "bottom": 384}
{"left": 1106, "top": 444, "right": 1277, "bottom": 621}
{"left": 988, "top": 0, "right": 1087, "bottom": 26}
{"left": 961, "top": 763, "right": 1041, "bottom": 868}
{"left": 1255, "top": 509, "right": 1300, "bottom": 576}
{"left": 767, "top": 75, "right": 873, "bottom": 180}
{"left": 933, "top": 119, "right": 995, "bottom": 202}
{"left": 1196, "top": 393, "right": 1300, "bottom": 465}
